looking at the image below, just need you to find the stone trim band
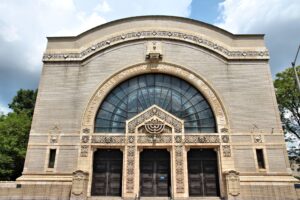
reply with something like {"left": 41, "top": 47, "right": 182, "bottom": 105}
{"left": 43, "top": 30, "right": 269, "bottom": 62}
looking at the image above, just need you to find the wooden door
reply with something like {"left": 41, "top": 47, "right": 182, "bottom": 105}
{"left": 140, "top": 149, "right": 170, "bottom": 196}
{"left": 92, "top": 149, "right": 122, "bottom": 196}
{"left": 188, "top": 149, "right": 219, "bottom": 197}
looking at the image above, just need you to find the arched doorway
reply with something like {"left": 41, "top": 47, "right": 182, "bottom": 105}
{"left": 91, "top": 149, "right": 123, "bottom": 196}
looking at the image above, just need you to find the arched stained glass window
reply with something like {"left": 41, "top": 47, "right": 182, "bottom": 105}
{"left": 95, "top": 74, "right": 216, "bottom": 133}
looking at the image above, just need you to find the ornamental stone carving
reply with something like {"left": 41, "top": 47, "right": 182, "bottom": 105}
{"left": 43, "top": 30, "right": 269, "bottom": 62}
{"left": 146, "top": 41, "right": 163, "bottom": 62}
{"left": 91, "top": 135, "right": 125, "bottom": 144}
{"left": 175, "top": 135, "right": 182, "bottom": 143}
{"left": 81, "top": 136, "right": 89, "bottom": 143}
{"left": 223, "top": 145, "right": 231, "bottom": 157}
{"left": 175, "top": 145, "right": 184, "bottom": 193}
{"left": 137, "top": 135, "right": 172, "bottom": 144}
{"left": 70, "top": 170, "right": 89, "bottom": 200}
{"left": 49, "top": 125, "right": 60, "bottom": 143}
{"left": 126, "top": 146, "right": 135, "bottom": 193}
{"left": 224, "top": 170, "right": 240, "bottom": 196}
{"left": 184, "top": 135, "right": 220, "bottom": 143}
{"left": 127, "top": 105, "right": 184, "bottom": 134}
{"left": 144, "top": 118, "right": 165, "bottom": 134}
{"left": 254, "top": 135, "right": 263, "bottom": 143}
{"left": 82, "top": 128, "right": 90, "bottom": 134}
{"left": 50, "top": 135, "right": 58, "bottom": 144}
{"left": 80, "top": 146, "right": 88, "bottom": 157}
{"left": 222, "top": 135, "right": 230, "bottom": 143}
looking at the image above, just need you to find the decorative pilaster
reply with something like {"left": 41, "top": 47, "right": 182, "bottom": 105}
{"left": 123, "top": 145, "right": 137, "bottom": 198}
{"left": 70, "top": 170, "right": 89, "bottom": 200}
{"left": 224, "top": 170, "right": 240, "bottom": 199}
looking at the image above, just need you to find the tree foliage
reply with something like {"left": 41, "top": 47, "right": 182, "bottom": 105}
{"left": 274, "top": 66, "right": 300, "bottom": 158}
{"left": 0, "top": 89, "right": 37, "bottom": 180}
{"left": 8, "top": 89, "right": 37, "bottom": 116}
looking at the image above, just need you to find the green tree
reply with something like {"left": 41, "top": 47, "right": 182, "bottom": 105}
{"left": 0, "top": 89, "right": 37, "bottom": 180}
{"left": 8, "top": 89, "right": 37, "bottom": 116}
{"left": 274, "top": 66, "right": 300, "bottom": 157}
{"left": 0, "top": 112, "right": 31, "bottom": 180}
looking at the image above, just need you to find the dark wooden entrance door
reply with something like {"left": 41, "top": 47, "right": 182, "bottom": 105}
{"left": 140, "top": 149, "right": 170, "bottom": 197}
{"left": 92, "top": 149, "right": 122, "bottom": 196}
{"left": 188, "top": 149, "right": 220, "bottom": 197}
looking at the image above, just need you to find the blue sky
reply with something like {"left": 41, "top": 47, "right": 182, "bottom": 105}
{"left": 0, "top": 0, "right": 300, "bottom": 114}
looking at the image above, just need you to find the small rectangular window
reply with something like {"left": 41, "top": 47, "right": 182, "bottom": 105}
{"left": 256, "top": 149, "right": 265, "bottom": 169}
{"left": 48, "top": 149, "right": 56, "bottom": 168}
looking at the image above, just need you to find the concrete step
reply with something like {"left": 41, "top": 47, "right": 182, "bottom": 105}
{"left": 87, "top": 197, "right": 221, "bottom": 200}
{"left": 87, "top": 197, "right": 123, "bottom": 200}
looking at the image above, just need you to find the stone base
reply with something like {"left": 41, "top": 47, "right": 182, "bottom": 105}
{"left": 239, "top": 182, "right": 298, "bottom": 200}
{"left": 0, "top": 181, "right": 299, "bottom": 200}
{"left": 0, "top": 182, "right": 71, "bottom": 200}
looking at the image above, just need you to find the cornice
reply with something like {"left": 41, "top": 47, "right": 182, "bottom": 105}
{"left": 43, "top": 29, "right": 269, "bottom": 62}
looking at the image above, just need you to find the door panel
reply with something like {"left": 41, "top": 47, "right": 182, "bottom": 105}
{"left": 92, "top": 149, "right": 123, "bottom": 196}
{"left": 140, "top": 149, "right": 170, "bottom": 197}
{"left": 188, "top": 149, "right": 219, "bottom": 197}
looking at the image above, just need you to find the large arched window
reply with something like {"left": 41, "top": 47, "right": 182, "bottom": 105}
{"left": 95, "top": 74, "right": 216, "bottom": 133}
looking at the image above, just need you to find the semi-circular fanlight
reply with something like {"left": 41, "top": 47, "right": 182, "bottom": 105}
{"left": 95, "top": 73, "right": 216, "bottom": 133}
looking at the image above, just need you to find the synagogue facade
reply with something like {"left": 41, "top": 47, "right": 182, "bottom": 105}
{"left": 1, "top": 16, "right": 299, "bottom": 200}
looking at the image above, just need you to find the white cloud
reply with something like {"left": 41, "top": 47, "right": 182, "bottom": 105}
{"left": 94, "top": 0, "right": 111, "bottom": 13}
{"left": 215, "top": 0, "right": 300, "bottom": 75}
{"left": 0, "top": 0, "right": 192, "bottom": 112}
{"left": 0, "top": 24, "right": 20, "bottom": 42}
{"left": 0, "top": 103, "right": 11, "bottom": 115}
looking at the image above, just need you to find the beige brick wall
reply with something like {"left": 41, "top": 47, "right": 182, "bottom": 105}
{"left": 233, "top": 147, "right": 257, "bottom": 172}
